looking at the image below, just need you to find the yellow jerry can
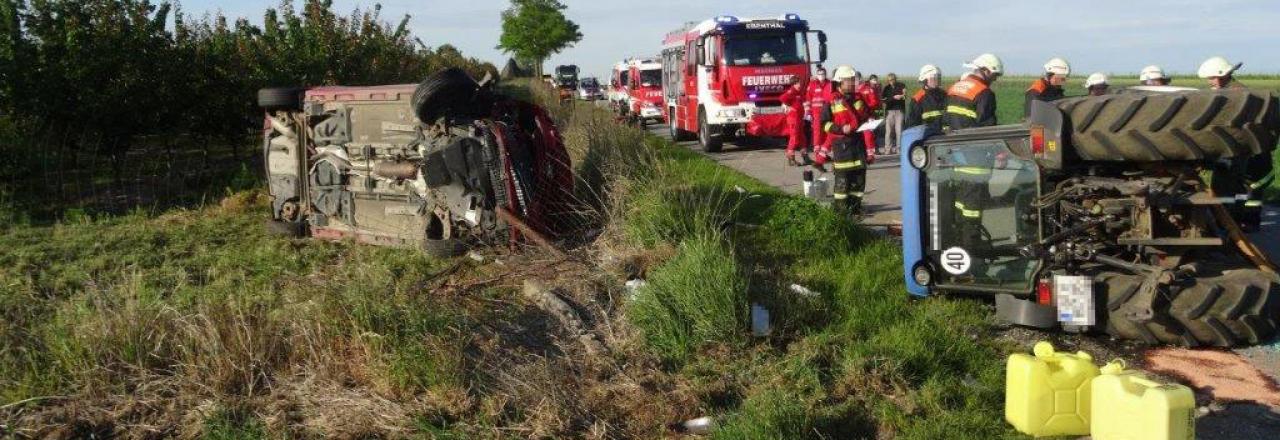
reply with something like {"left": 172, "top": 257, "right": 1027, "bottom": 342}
{"left": 1091, "top": 361, "right": 1196, "bottom": 440}
{"left": 1005, "top": 341, "right": 1099, "bottom": 437}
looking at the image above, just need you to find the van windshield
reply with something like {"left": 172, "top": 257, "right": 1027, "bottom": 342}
{"left": 724, "top": 33, "right": 805, "bottom": 66}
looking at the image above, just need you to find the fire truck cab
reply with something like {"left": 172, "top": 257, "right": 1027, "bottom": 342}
{"left": 625, "top": 58, "right": 666, "bottom": 126}
{"left": 608, "top": 61, "right": 630, "bottom": 116}
{"left": 661, "top": 14, "right": 826, "bottom": 152}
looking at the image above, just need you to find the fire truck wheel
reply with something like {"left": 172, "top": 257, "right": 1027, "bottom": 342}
{"left": 669, "top": 108, "right": 693, "bottom": 141}
{"left": 1098, "top": 269, "right": 1280, "bottom": 347}
{"left": 698, "top": 108, "right": 723, "bottom": 152}
{"left": 1056, "top": 89, "right": 1279, "bottom": 162}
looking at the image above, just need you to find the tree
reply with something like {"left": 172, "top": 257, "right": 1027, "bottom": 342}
{"left": 496, "top": 0, "right": 581, "bottom": 77}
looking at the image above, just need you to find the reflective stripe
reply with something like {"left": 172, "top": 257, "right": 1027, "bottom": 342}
{"left": 851, "top": 192, "right": 865, "bottom": 198}
{"left": 833, "top": 193, "right": 848, "bottom": 199}
{"left": 854, "top": 101, "right": 865, "bottom": 111}
{"left": 955, "top": 166, "right": 991, "bottom": 175}
{"left": 1249, "top": 181, "right": 1264, "bottom": 189}
{"left": 833, "top": 160, "right": 864, "bottom": 170}
{"left": 947, "top": 105, "right": 977, "bottom": 119}
{"left": 831, "top": 103, "right": 846, "bottom": 112}
{"left": 922, "top": 110, "right": 943, "bottom": 119}
{"left": 954, "top": 201, "right": 981, "bottom": 218}
{"left": 1245, "top": 200, "right": 1263, "bottom": 207}
{"left": 824, "top": 122, "right": 835, "bottom": 132}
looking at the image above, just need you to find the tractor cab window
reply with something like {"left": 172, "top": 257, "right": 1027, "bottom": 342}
{"left": 925, "top": 141, "right": 1041, "bottom": 292}
{"left": 724, "top": 32, "right": 804, "bottom": 66}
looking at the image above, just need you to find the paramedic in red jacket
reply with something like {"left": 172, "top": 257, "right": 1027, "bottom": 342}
{"left": 854, "top": 71, "right": 880, "bottom": 162}
{"left": 805, "top": 66, "right": 833, "bottom": 163}
{"left": 780, "top": 81, "right": 807, "bottom": 166}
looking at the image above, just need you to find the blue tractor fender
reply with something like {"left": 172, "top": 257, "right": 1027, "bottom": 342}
{"left": 900, "top": 126, "right": 930, "bottom": 297}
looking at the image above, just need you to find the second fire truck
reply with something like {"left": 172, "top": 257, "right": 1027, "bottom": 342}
{"left": 661, "top": 14, "right": 827, "bottom": 152}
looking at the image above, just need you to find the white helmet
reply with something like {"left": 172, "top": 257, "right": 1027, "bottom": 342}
{"left": 1044, "top": 57, "right": 1071, "bottom": 76}
{"left": 918, "top": 64, "right": 941, "bottom": 82}
{"left": 1198, "top": 56, "right": 1240, "bottom": 79}
{"left": 1085, "top": 72, "right": 1109, "bottom": 88}
{"left": 832, "top": 65, "right": 858, "bottom": 82}
{"left": 1139, "top": 65, "right": 1167, "bottom": 82}
{"left": 963, "top": 53, "right": 1004, "bottom": 75}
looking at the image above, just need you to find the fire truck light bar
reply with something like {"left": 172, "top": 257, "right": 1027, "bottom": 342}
{"left": 715, "top": 15, "right": 738, "bottom": 23}
{"left": 781, "top": 13, "right": 801, "bottom": 21}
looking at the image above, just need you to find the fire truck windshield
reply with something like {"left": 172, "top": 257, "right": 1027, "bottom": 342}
{"left": 638, "top": 69, "right": 662, "bottom": 87}
{"left": 724, "top": 33, "right": 804, "bottom": 66}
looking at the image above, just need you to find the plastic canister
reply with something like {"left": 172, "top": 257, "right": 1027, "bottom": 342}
{"left": 1005, "top": 341, "right": 1100, "bottom": 437}
{"left": 1090, "top": 361, "right": 1195, "bottom": 440}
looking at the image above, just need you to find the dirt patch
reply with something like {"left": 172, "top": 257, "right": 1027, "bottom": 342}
{"left": 1144, "top": 348, "right": 1280, "bottom": 407}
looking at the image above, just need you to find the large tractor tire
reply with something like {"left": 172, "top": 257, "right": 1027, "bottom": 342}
{"left": 412, "top": 68, "right": 483, "bottom": 123}
{"left": 1099, "top": 269, "right": 1280, "bottom": 347}
{"left": 1056, "top": 89, "right": 1279, "bottom": 162}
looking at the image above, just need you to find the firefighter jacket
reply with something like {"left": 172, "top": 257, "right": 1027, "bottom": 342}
{"left": 1023, "top": 78, "right": 1064, "bottom": 118}
{"left": 821, "top": 92, "right": 868, "bottom": 166}
{"left": 805, "top": 79, "right": 832, "bottom": 116}
{"left": 907, "top": 87, "right": 947, "bottom": 130}
{"left": 855, "top": 83, "right": 881, "bottom": 117}
{"left": 780, "top": 85, "right": 805, "bottom": 117}
{"left": 945, "top": 76, "right": 997, "bottom": 129}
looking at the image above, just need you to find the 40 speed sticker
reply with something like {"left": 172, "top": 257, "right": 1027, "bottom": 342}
{"left": 940, "top": 247, "right": 971, "bottom": 275}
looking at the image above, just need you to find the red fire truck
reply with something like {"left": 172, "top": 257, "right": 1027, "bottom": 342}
{"left": 661, "top": 14, "right": 827, "bottom": 152}
{"left": 625, "top": 58, "right": 666, "bottom": 126}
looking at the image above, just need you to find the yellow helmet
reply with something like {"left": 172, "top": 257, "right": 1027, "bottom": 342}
{"left": 963, "top": 53, "right": 1004, "bottom": 75}
{"left": 832, "top": 65, "right": 858, "bottom": 82}
{"left": 1198, "top": 56, "right": 1240, "bottom": 78}
{"left": 918, "top": 64, "right": 941, "bottom": 82}
{"left": 1043, "top": 57, "right": 1071, "bottom": 76}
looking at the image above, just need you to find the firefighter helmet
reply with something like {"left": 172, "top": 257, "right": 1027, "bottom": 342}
{"left": 1198, "top": 56, "right": 1240, "bottom": 79}
{"left": 1044, "top": 57, "right": 1071, "bottom": 76}
{"left": 1139, "top": 65, "right": 1167, "bottom": 82}
{"left": 1085, "top": 72, "right": 1109, "bottom": 88}
{"left": 918, "top": 64, "right": 941, "bottom": 82}
{"left": 963, "top": 53, "right": 1004, "bottom": 75}
{"left": 832, "top": 65, "right": 857, "bottom": 82}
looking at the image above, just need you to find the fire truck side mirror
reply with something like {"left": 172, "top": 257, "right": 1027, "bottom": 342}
{"left": 815, "top": 31, "right": 828, "bottom": 63}
{"left": 695, "top": 38, "right": 706, "bottom": 66}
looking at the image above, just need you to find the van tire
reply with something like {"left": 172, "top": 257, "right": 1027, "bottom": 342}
{"left": 258, "top": 87, "right": 302, "bottom": 111}
{"left": 1057, "top": 89, "right": 1279, "bottom": 162}
{"left": 412, "top": 68, "right": 483, "bottom": 123}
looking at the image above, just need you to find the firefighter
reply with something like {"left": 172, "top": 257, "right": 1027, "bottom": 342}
{"left": 1085, "top": 73, "right": 1110, "bottom": 96}
{"left": 854, "top": 71, "right": 880, "bottom": 162}
{"left": 1200, "top": 56, "right": 1270, "bottom": 230}
{"left": 1025, "top": 58, "right": 1069, "bottom": 117}
{"left": 1140, "top": 65, "right": 1170, "bottom": 86}
{"left": 819, "top": 65, "right": 869, "bottom": 218}
{"left": 805, "top": 66, "right": 834, "bottom": 163}
{"left": 948, "top": 148, "right": 1000, "bottom": 252}
{"left": 781, "top": 80, "right": 807, "bottom": 166}
{"left": 907, "top": 64, "right": 947, "bottom": 131}
{"left": 1199, "top": 56, "right": 1244, "bottom": 90}
{"left": 946, "top": 53, "right": 1002, "bottom": 129}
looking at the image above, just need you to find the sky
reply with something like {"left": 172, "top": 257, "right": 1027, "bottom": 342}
{"left": 191, "top": 0, "right": 1280, "bottom": 80}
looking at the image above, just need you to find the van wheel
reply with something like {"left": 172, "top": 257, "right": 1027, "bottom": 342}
{"left": 422, "top": 238, "right": 468, "bottom": 258}
{"left": 265, "top": 219, "right": 306, "bottom": 237}
{"left": 698, "top": 109, "right": 723, "bottom": 152}
{"left": 258, "top": 87, "right": 302, "bottom": 111}
{"left": 412, "top": 68, "right": 484, "bottom": 123}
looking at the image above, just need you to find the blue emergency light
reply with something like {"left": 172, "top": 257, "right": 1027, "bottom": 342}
{"left": 715, "top": 15, "right": 739, "bottom": 23}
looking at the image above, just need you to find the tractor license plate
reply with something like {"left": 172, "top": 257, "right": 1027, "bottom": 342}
{"left": 1054, "top": 275, "right": 1095, "bottom": 326}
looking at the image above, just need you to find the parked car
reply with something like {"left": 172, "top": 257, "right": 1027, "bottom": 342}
{"left": 577, "top": 77, "right": 603, "bottom": 100}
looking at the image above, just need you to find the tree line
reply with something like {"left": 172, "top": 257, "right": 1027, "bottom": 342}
{"left": 0, "top": 0, "right": 497, "bottom": 220}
